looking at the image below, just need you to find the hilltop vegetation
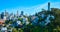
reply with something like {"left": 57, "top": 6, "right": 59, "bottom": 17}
{"left": 4, "top": 8, "right": 60, "bottom": 32}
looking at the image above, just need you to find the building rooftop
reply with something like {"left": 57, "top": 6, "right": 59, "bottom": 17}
{"left": 0, "top": 19, "right": 5, "bottom": 25}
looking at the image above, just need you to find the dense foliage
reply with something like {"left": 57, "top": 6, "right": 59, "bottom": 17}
{"left": 5, "top": 8, "right": 60, "bottom": 32}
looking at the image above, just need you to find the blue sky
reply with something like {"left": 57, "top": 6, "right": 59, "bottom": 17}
{"left": 0, "top": 0, "right": 60, "bottom": 15}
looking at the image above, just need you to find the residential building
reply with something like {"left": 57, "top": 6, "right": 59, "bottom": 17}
{"left": 1, "top": 26, "right": 7, "bottom": 32}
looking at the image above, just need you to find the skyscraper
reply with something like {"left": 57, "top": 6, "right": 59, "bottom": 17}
{"left": 1, "top": 12, "right": 4, "bottom": 19}
{"left": 21, "top": 11, "right": 23, "bottom": 16}
{"left": 4, "top": 10, "right": 7, "bottom": 20}
{"left": 4, "top": 10, "right": 7, "bottom": 16}
{"left": 48, "top": 2, "right": 50, "bottom": 11}
{"left": 17, "top": 10, "right": 19, "bottom": 18}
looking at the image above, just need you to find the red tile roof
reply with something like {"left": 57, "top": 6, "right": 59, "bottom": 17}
{"left": 0, "top": 19, "right": 5, "bottom": 25}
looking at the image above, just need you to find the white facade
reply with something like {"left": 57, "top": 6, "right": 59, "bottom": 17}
{"left": 1, "top": 27, "right": 7, "bottom": 32}
{"left": 17, "top": 21, "right": 22, "bottom": 25}
{"left": 3, "top": 16, "right": 6, "bottom": 20}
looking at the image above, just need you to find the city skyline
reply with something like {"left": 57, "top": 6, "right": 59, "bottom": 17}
{"left": 0, "top": 0, "right": 60, "bottom": 15}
